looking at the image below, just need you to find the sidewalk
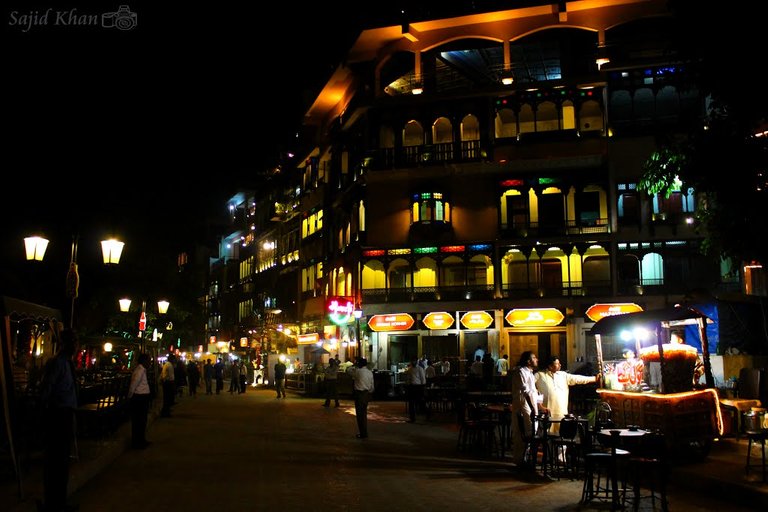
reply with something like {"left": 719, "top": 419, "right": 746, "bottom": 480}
{"left": 670, "top": 435, "right": 768, "bottom": 507}
{"left": 2, "top": 391, "right": 766, "bottom": 511}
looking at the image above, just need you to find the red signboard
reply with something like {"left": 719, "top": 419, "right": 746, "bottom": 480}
{"left": 368, "top": 314, "right": 415, "bottom": 332}
{"left": 460, "top": 311, "right": 494, "bottom": 329}
{"left": 423, "top": 312, "right": 455, "bottom": 330}
{"left": 585, "top": 303, "right": 643, "bottom": 322}
{"left": 139, "top": 311, "right": 146, "bottom": 332}
{"left": 298, "top": 333, "right": 320, "bottom": 345}
{"left": 505, "top": 308, "right": 564, "bottom": 327}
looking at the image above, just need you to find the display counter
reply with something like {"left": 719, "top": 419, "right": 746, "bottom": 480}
{"left": 597, "top": 388, "right": 723, "bottom": 454}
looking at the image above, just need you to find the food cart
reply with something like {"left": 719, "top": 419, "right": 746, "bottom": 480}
{"left": 591, "top": 306, "right": 723, "bottom": 456}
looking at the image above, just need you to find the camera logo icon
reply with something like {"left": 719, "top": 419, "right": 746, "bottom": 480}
{"left": 102, "top": 5, "right": 137, "bottom": 31}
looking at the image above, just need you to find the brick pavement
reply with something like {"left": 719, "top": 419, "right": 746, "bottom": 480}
{"left": 2, "top": 387, "right": 766, "bottom": 511}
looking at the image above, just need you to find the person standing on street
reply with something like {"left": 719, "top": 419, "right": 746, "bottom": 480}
{"left": 347, "top": 357, "right": 374, "bottom": 438}
{"left": 535, "top": 355, "right": 600, "bottom": 434}
{"left": 274, "top": 358, "right": 287, "bottom": 398}
{"left": 509, "top": 351, "right": 540, "bottom": 468}
{"left": 128, "top": 353, "right": 152, "bottom": 449}
{"left": 203, "top": 359, "right": 214, "bottom": 395}
{"left": 38, "top": 327, "right": 79, "bottom": 512}
{"left": 405, "top": 359, "right": 426, "bottom": 423}
{"left": 160, "top": 354, "right": 176, "bottom": 417}
{"left": 322, "top": 358, "right": 340, "bottom": 407}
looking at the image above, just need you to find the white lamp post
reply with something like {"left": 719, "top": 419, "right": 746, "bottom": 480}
{"left": 354, "top": 308, "right": 363, "bottom": 355}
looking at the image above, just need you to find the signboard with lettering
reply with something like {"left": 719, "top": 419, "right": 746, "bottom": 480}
{"left": 422, "top": 312, "right": 455, "bottom": 330}
{"left": 240, "top": 337, "right": 249, "bottom": 348}
{"left": 326, "top": 296, "right": 356, "bottom": 325}
{"left": 460, "top": 311, "right": 494, "bottom": 329}
{"left": 298, "top": 333, "right": 320, "bottom": 345}
{"left": 585, "top": 303, "right": 643, "bottom": 322}
{"left": 505, "top": 308, "right": 564, "bottom": 327}
{"left": 368, "top": 314, "right": 415, "bottom": 332}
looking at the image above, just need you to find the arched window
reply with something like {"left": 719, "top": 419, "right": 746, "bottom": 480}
{"left": 502, "top": 249, "right": 528, "bottom": 289}
{"left": 468, "top": 254, "right": 493, "bottom": 286}
{"left": 618, "top": 254, "right": 640, "bottom": 288}
{"left": 403, "top": 120, "right": 424, "bottom": 146}
{"left": 495, "top": 108, "right": 517, "bottom": 138}
{"left": 579, "top": 100, "right": 603, "bottom": 132}
{"left": 414, "top": 257, "right": 437, "bottom": 287}
{"left": 432, "top": 117, "right": 453, "bottom": 144}
{"left": 582, "top": 246, "right": 610, "bottom": 286}
{"left": 641, "top": 253, "right": 664, "bottom": 286}
{"left": 656, "top": 86, "right": 679, "bottom": 121}
{"left": 634, "top": 88, "right": 654, "bottom": 122}
{"left": 500, "top": 189, "right": 528, "bottom": 229}
{"left": 379, "top": 125, "right": 395, "bottom": 148}
{"left": 460, "top": 114, "right": 479, "bottom": 141}
{"left": 358, "top": 201, "right": 366, "bottom": 232}
{"left": 561, "top": 100, "right": 576, "bottom": 130}
{"left": 537, "top": 187, "right": 565, "bottom": 233}
{"left": 388, "top": 258, "right": 411, "bottom": 289}
{"left": 362, "top": 260, "right": 385, "bottom": 289}
{"left": 412, "top": 192, "right": 450, "bottom": 224}
{"left": 617, "top": 183, "right": 639, "bottom": 224}
{"left": 536, "top": 101, "right": 558, "bottom": 132}
{"left": 610, "top": 90, "right": 632, "bottom": 125}
{"left": 519, "top": 104, "right": 535, "bottom": 133}
{"left": 336, "top": 267, "right": 347, "bottom": 296}
{"left": 440, "top": 256, "right": 464, "bottom": 287}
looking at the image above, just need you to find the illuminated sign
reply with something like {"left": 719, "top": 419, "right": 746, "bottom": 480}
{"left": 209, "top": 335, "right": 217, "bottom": 344}
{"left": 460, "top": 311, "right": 494, "bottom": 329}
{"left": 298, "top": 333, "right": 320, "bottom": 345}
{"left": 240, "top": 337, "right": 248, "bottom": 348}
{"left": 423, "top": 312, "right": 455, "bottom": 330}
{"left": 585, "top": 303, "right": 643, "bottom": 322}
{"left": 368, "top": 314, "right": 415, "bottom": 332}
{"left": 505, "top": 308, "right": 564, "bottom": 327}
{"left": 326, "top": 296, "right": 355, "bottom": 325}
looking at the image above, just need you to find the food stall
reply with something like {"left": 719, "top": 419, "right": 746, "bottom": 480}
{"left": 591, "top": 306, "right": 723, "bottom": 456}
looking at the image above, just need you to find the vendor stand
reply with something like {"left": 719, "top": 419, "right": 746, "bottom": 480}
{"left": 591, "top": 306, "right": 723, "bottom": 456}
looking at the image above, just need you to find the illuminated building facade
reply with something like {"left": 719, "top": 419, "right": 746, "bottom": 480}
{"left": 282, "top": 1, "right": 741, "bottom": 371}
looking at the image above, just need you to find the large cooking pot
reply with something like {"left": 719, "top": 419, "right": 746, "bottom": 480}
{"left": 743, "top": 408, "right": 767, "bottom": 431}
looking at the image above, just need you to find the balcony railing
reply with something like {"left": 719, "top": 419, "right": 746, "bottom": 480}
{"left": 361, "top": 284, "right": 495, "bottom": 304}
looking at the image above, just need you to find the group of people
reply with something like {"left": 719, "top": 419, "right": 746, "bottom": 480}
{"left": 509, "top": 351, "right": 600, "bottom": 468}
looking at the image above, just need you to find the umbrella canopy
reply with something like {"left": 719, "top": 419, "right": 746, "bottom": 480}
{"left": 590, "top": 305, "right": 711, "bottom": 336}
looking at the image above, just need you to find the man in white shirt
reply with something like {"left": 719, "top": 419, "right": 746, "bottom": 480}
{"left": 510, "top": 351, "right": 540, "bottom": 467}
{"left": 347, "top": 358, "right": 374, "bottom": 438}
{"left": 496, "top": 354, "right": 510, "bottom": 376}
{"left": 535, "top": 355, "right": 599, "bottom": 434}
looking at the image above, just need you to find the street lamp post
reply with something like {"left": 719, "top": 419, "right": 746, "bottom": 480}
{"left": 354, "top": 308, "right": 363, "bottom": 355}
{"left": 24, "top": 234, "right": 124, "bottom": 328}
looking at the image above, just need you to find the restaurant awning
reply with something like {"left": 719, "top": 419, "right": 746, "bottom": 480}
{"left": 590, "top": 305, "right": 711, "bottom": 336}
{"left": 1, "top": 296, "right": 62, "bottom": 322}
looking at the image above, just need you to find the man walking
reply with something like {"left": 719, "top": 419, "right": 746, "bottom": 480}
{"left": 347, "top": 358, "right": 374, "bottom": 438}
{"left": 322, "top": 358, "right": 340, "bottom": 407}
{"left": 274, "top": 358, "right": 287, "bottom": 398}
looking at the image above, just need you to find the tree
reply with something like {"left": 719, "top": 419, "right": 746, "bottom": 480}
{"left": 639, "top": 2, "right": 768, "bottom": 265}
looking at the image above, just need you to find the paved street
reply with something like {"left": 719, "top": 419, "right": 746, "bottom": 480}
{"left": 6, "top": 387, "right": 766, "bottom": 511}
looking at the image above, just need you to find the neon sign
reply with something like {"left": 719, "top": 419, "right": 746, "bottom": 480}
{"left": 326, "top": 296, "right": 355, "bottom": 325}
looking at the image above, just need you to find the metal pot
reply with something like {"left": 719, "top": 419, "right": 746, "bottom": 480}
{"left": 743, "top": 409, "right": 767, "bottom": 431}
